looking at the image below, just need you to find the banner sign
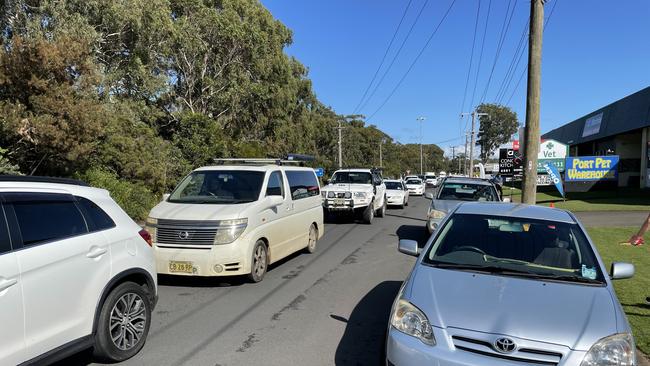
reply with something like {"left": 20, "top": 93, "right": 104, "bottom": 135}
{"left": 499, "top": 148, "right": 523, "bottom": 176}
{"left": 543, "top": 162, "right": 565, "bottom": 198}
{"left": 565, "top": 156, "right": 619, "bottom": 181}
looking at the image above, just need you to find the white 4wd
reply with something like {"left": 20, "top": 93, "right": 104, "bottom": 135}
{"left": 321, "top": 169, "right": 387, "bottom": 224}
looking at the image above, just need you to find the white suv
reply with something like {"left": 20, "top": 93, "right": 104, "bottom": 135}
{"left": 147, "top": 160, "right": 324, "bottom": 282}
{"left": 321, "top": 168, "right": 386, "bottom": 224}
{"left": 0, "top": 176, "right": 157, "bottom": 365}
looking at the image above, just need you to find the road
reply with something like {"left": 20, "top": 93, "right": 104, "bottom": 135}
{"left": 59, "top": 195, "right": 432, "bottom": 366}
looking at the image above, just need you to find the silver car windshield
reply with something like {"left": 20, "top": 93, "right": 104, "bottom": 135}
{"left": 438, "top": 183, "right": 498, "bottom": 201}
{"left": 423, "top": 214, "right": 605, "bottom": 285}
{"left": 168, "top": 170, "right": 265, "bottom": 204}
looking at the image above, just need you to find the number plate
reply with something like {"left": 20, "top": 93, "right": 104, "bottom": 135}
{"left": 169, "top": 261, "right": 194, "bottom": 274}
{"left": 334, "top": 198, "right": 345, "bottom": 205}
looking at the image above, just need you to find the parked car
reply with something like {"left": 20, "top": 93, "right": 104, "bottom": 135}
{"left": 384, "top": 179, "right": 409, "bottom": 208}
{"left": 424, "top": 177, "right": 502, "bottom": 234}
{"left": 147, "top": 160, "right": 324, "bottom": 282}
{"left": 405, "top": 178, "right": 425, "bottom": 196}
{"left": 321, "top": 168, "right": 386, "bottom": 224}
{"left": 0, "top": 176, "right": 157, "bottom": 365}
{"left": 403, "top": 175, "right": 419, "bottom": 182}
{"left": 389, "top": 202, "right": 636, "bottom": 366}
{"left": 424, "top": 173, "right": 437, "bottom": 187}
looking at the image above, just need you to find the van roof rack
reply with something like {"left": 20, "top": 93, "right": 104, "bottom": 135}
{"left": 0, "top": 175, "right": 90, "bottom": 187}
{"left": 213, "top": 158, "right": 307, "bottom": 166}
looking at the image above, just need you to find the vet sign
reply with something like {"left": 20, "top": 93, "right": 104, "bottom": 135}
{"left": 537, "top": 140, "right": 568, "bottom": 173}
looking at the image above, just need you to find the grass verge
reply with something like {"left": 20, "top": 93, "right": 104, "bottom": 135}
{"left": 588, "top": 226, "right": 650, "bottom": 354}
{"left": 502, "top": 187, "right": 650, "bottom": 212}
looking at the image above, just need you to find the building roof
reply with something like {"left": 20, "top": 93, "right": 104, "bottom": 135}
{"left": 456, "top": 202, "right": 576, "bottom": 224}
{"left": 542, "top": 86, "right": 650, "bottom": 145}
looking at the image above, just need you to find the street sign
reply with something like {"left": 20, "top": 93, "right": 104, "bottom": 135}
{"left": 499, "top": 148, "right": 523, "bottom": 176}
{"left": 513, "top": 140, "right": 520, "bottom": 151}
{"left": 536, "top": 174, "right": 552, "bottom": 186}
{"left": 314, "top": 168, "right": 324, "bottom": 177}
{"left": 537, "top": 139, "right": 568, "bottom": 173}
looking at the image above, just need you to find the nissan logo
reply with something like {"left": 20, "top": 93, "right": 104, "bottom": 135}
{"left": 178, "top": 231, "right": 190, "bottom": 240}
{"left": 494, "top": 337, "right": 516, "bottom": 354}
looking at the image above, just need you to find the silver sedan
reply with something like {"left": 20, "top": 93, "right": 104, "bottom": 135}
{"left": 387, "top": 202, "right": 636, "bottom": 366}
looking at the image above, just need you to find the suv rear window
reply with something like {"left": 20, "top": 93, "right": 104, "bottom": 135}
{"left": 285, "top": 171, "right": 320, "bottom": 200}
{"left": 7, "top": 193, "right": 88, "bottom": 246}
{"left": 76, "top": 197, "right": 116, "bottom": 232}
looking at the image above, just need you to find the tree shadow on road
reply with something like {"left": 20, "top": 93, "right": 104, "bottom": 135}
{"left": 334, "top": 281, "right": 402, "bottom": 366}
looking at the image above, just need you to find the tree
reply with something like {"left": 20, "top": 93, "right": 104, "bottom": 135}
{"left": 476, "top": 103, "right": 519, "bottom": 163}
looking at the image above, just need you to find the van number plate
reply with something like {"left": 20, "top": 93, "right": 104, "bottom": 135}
{"left": 169, "top": 261, "right": 194, "bottom": 274}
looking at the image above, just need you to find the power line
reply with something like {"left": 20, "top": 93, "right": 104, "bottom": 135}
{"left": 479, "top": 0, "right": 517, "bottom": 104}
{"left": 504, "top": 0, "right": 560, "bottom": 106}
{"left": 458, "top": 0, "right": 482, "bottom": 138}
{"left": 351, "top": 0, "right": 414, "bottom": 114}
{"left": 468, "top": 0, "right": 492, "bottom": 112}
{"left": 494, "top": 18, "right": 529, "bottom": 103}
{"left": 357, "top": 0, "right": 430, "bottom": 114}
{"left": 366, "top": 0, "right": 457, "bottom": 122}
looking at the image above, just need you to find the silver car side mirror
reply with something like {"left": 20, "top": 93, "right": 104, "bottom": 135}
{"left": 424, "top": 192, "right": 434, "bottom": 200}
{"left": 398, "top": 239, "right": 420, "bottom": 257}
{"left": 610, "top": 262, "right": 634, "bottom": 280}
{"left": 502, "top": 197, "right": 511, "bottom": 203}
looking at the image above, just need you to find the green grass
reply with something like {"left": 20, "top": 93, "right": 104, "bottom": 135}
{"left": 502, "top": 187, "right": 650, "bottom": 212}
{"left": 587, "top": 227, "right": 650, "bottom": 354}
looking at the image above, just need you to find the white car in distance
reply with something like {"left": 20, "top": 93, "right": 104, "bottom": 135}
{"left": 405, "top": 178, "right": 425, "bottom": 196}
{"left": 146, "top": 160, "right": 324, "bottom": 283}
{"left": 384, "top": 179, "right": 409, "bottom": 208}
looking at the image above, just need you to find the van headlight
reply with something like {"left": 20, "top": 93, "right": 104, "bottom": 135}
{"left": 580, "top": 333, "right": 635, "bottom": 366}
{"left": 145, "top": 217, "right": 157, "bottom": 240}
{"left": 214, "top": 218, "right": 248, "bottom": 244}
{"left": 390, "top": 299, "right": 435, "bottom": 346}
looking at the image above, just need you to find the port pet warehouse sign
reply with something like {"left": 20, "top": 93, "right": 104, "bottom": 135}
{"left": 565, "top": 156, "right": 619, "bottom": 181}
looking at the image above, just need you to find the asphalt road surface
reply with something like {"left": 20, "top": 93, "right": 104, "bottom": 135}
{"left": 58, "top": 195, "right": 432, "bottom": 366}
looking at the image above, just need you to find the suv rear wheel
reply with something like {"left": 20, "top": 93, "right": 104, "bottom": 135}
{"left": 94, "top": 282, "right": 152, "bottom": 362}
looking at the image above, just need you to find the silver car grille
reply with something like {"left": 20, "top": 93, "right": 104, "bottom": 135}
{"left": 452, "top": 336, "right": 563, "bottom": 366}
{"left": 155, "top": 219, "right": 219, "bottom": 246}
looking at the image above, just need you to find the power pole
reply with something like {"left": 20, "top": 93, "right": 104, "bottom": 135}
{"left": 379, "top": 139, "right": 383, "bottom": 167}
{"left": 334, "top": 120, "right": 346, "bottom": 169}
{"left": 451, "top": 146, "right": 456, "bottom": 174}
{"left": 416, "top": 116, "right": 426, "bottom": 175}
{"left": 464, "top": 132, "right": 469, "bottom": 175}
{"left": 521, "top": 0, "right": 544, "bottom": 204}
{"left": 461, "top": 111, "right": 488, "bottom": 177}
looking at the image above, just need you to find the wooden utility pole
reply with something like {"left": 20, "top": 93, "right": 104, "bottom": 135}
{"left": 464, "top": 132, "right": 469, "bottom": 175}
{"left": 521, "top": 0, "right": 544, "bottom": 204}
{"left": 334, "top": 120, "right": 346, "bottom": 169}
{"left": 379, "top": 139, "right": 383, "bottom": 167}
{"left": 462, "top": 111, "right": 488, "bottom": 177}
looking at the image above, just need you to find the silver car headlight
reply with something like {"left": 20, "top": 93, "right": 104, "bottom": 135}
{"left": 580, "top": 333, "right": 635, "bottom": 366}
{"left": 390, "top": 299, "right": 435, "bottom": 346}
{"left": 428, "top": 210, "right": 446, "bottom": 219}
{"left": 354, "top": 192, "right": 367, "bottom": 198}
{"left": 214, "top": 218, "right": 248, "bottom": 245}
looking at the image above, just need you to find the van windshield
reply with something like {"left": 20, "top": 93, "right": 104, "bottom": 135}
{"left": 168, "top": 171, "right": 265, "bottom": 204}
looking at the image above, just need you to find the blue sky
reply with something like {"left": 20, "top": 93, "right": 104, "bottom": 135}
{"left": 261, "top": 0, "right": 650, "bottom": 153}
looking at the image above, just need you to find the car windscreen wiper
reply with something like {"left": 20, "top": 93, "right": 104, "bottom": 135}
{"left": 530, "top": 274, "right": 604, "bottom": 285}
{"left": 431, "top": 262, "right": 559, "bottom": 279}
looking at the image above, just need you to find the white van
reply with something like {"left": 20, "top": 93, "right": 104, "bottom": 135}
{"left": 146, "top": 160, "right": 324, "bottom": 282}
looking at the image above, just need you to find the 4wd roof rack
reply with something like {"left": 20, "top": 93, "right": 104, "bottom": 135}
{"left": 213, "top": 158, "right": 307, "bottom": 166}
{"left": 0, "top": 175, "right": 90, "bottom": 187}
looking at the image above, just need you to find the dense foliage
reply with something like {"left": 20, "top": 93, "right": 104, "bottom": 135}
{"left": 476, "top": 103, "right": 520, "bottom": 163}
{"left": 0, "top": 0, "right": 446, "bottom": 219}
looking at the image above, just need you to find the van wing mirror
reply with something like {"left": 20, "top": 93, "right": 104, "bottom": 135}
{"left": 163, "top": 193, "right": 171, "bottom": 201}
{"left": 610, "top": 262, "right": 634, "bottom": 280}
{"left": 398, "top": 239, "right": 420, "bottom": 257}
{"left": 264, "top": 195, "right": 284, "bottom": 209}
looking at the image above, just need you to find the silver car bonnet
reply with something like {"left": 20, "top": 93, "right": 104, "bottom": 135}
{"left": 406, "top": 264, "right": 618, "bottom": 351}
{"left": 431, "top": 199, "right": 464, "bottom": 214}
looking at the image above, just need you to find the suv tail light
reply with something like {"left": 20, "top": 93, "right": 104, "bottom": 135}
{"left": 139, "top": 229, "right": 153, "bottom": 247}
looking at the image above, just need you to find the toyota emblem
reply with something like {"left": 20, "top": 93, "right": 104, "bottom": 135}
{"left": 178, "top": 231, "right": 190, "bottom": 240}
{"left": 494, "top": 338, "right": 516, "bottom": 354}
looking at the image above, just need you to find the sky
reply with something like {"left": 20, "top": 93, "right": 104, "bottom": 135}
{"left": 260, "top": 0, "right": 650, "bottom": 155}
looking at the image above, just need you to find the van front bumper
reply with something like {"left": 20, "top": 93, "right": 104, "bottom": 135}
{"left": 153, "top": 241, "right": 250, "bottom": 277}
